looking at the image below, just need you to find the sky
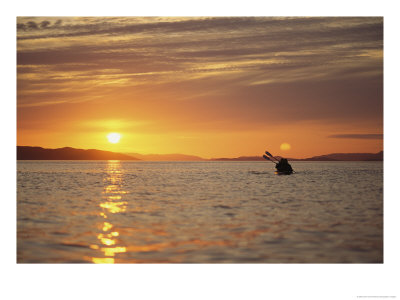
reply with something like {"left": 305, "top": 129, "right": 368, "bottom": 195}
{"left": 17, "top": 17, "right": 383, "bottom": 158}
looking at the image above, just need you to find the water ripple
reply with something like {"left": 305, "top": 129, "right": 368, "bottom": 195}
{"left": 17, "top": 161, "right": 383, "bottom": 263}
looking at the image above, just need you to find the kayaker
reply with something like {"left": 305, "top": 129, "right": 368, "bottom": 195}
{"left": 275, "top": 158, "right": 293, "bottom": 173}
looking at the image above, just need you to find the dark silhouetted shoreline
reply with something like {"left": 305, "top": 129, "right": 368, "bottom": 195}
{"left": 17, "top": 146, "right": 139, "bottom": 160}
{"left": 17, "top": 146, "right": 382, "bottom": 161}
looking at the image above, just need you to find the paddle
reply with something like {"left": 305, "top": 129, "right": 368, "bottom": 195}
{"left": 265, "top": 151, "right": 280, "bottom": 162}
{"left": 263, "top": 153, "right": 296, "bottom": 173}
{"left": 263, "top": 154, "right": 277, "bottom": 164}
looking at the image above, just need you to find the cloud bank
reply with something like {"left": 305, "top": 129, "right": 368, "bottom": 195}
{"left": 328, "top": 134, "right": 383, "bottom": 139}
{"left": 17, "top": 17, "right": 383, "bottom": 134}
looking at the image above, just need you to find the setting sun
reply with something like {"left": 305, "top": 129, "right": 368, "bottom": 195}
{"left": 107, "top": 133, "right": 121, "bottom": 144}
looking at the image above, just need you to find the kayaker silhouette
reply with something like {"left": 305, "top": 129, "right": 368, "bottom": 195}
{"left": 263, "top": 151, "right": 294, "bottom": 174}
{"left": 275, "top": 158, "right": 293, "bottom": 174}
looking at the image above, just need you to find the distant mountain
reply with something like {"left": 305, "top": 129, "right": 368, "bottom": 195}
{"left": 17, "top": 146, "right": 140, "bottom": 160}
{"left": 296, "top": 151, "right": 383, "bottom": 161}
{"left": 211, "top": 156, "right": 264, "bottom": 161}
{"left": 212, "top": 151, "right": 383, "bottom": 161}
{"left": 128, "top": 153, "right": 206, "bottom": 161}
{"left": 17, "top": 146, "right": 383, "bottom": 161}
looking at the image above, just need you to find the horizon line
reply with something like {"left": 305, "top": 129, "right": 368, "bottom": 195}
{"left": 16, "top": 145, "right": 384, "bottom": 160}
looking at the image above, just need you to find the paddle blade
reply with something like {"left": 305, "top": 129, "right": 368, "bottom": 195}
{"left": 265, "top": 151, "right": 273, "bottom": 157}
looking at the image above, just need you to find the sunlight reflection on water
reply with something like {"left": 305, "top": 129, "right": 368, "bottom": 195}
{"left": 91, "top": 160, "right": 127, "bottom": 263}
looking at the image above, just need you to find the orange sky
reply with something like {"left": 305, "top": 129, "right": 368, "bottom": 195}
{"left": 17, "top": 17, "right": 383, "bottom": 159}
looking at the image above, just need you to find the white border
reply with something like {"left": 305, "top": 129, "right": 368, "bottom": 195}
{"left": 4, "top": 1, "right": 399, "bottom": 299}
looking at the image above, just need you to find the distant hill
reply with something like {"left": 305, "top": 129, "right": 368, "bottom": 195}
{"left": 17, "top": 146, "right": 383, "bottom": 161}
{"left": 210, "top": 156, "right": 264, "bottom": 161}
{"left": 128, "top": 153, "right": 206, "bottom": 161}
{"left": 17, "top": 146, "right": 140, "bottom": 160}
{"left": 212, "top": 151, "right": 383, "bottom": 161}
{"left": 294, "top": 151, "right": 383, "bottom": 161}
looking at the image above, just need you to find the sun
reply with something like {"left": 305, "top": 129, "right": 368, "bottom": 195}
{"left": 107, "top": 132, "right": 121, "bottom": 144}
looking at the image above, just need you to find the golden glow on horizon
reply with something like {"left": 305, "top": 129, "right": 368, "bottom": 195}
{"left": 107, "top": 132, "right": 121, "bottom": 144}
{"left": 16, "top": 120, "right": 383, "bottom": 159}
{"left": 280, "top": 143, "right": 291, "bottom": 151}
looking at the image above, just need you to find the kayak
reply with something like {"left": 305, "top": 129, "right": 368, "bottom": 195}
{"left": 275, "top": 170, "right": 293, "bottom": 175}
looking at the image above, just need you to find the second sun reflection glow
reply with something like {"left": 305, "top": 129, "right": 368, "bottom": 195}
{"left": 280, "top": 143, "right": 291, "bottom": 151}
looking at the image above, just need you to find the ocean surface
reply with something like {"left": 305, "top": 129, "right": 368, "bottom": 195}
{"left": 17, "top": 161, "right": 383, "bottom": 263}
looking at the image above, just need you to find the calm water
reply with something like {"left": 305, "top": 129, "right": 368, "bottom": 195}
{"left": 17, "top": 161, "right": 383, "bottom": 263}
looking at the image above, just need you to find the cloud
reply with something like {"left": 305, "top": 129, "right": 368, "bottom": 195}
{"left": 40, "top": 21, "right": 50, "bottom": 28}
{"left": 17, "top": 17, "right": 382, "bottom": 40}
{"left": 16, "top": 17, "right": 383, "bottom": 129}
{"left": 328, "top": 134, "right": 383, "bottom": 139}
{"left": 17, "top": 17, "right": 382, "bottom": 73}
{"left": 17, "top": 23, "right": 27, "bottom": 31}
{"left": 27, "top": 21, "right": 38, "bottom": 29}
{"left": 17, "top": 19, "right": 61, "bottom": 31}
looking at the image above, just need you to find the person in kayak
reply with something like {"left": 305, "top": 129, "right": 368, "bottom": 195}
{"left": 275, "top": 158, "right": 293, "bottom": 173}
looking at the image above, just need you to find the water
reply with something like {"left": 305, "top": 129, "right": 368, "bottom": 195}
{"left": 17, "top": 161, "right": 383, "bottom": 263}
